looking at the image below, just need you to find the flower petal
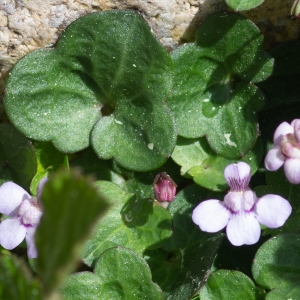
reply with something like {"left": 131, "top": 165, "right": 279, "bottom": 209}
{"left": 26, "top": 227, "right": 38, "bottom": 258}
{"left": 0, "top": 182, "right": 31, "bottom": 216}
{"left": 273, "top": 122, "right": 294, "bottom": 145}
{"left": 224, "top": 162, "right": 251, "bottom": 191}
{"left": 0, "top": 218, "right": 26, "bottom": 250}
{"left": 292, "top": 119, "right": 300, "bottom": 143}
{"left": 264, "top": 146, "right": 285, "bottom": 171}
{"left": 192, "top": 200, "right": 230, "bottom": 232}
{"left": 255, "top": 194, "right": 292, "bottom": 228}
{"left": 284, "top": 158, "right": 300, "bottom": 184}
{"left": 36, "top": 177, "right": 49, "bottom": 202}
{"left": 226, "top": 213, "right": 261, "bottom": 246}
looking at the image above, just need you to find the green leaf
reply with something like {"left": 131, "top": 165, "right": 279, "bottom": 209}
{"left": 196, "top": 13, "right": 273, "bottom": 83}
{"left": 146, "top": 184, "right": 223, "bottom": 299}
{"left": 82, "top": 181, "right": 172, "bottom": 267}
{"left": 225, "top": 0, "right": 265, "bottom": 11}
{"left": 212, "top": 236, "right": 269, "bottom": 279}
{"left": 5, "top": 49, "right": 99, "bottom": 153}
{"left": 69, "top": 147, "right": 124, "bottom": 185}
{"left": 172, "top": 136, "right": 263, "bottom": 191}
{"left": 258, "top": 40, "right": 300, "bottom": 110}
{"left": 144, "top": 248, "right": 182, "bottom": 299}
{"left": 0, "top": 253, "right": 41, "bottom": 300}
{"left": 252, "top": 233, "right": 300, "bottom": 299}
{"left": 61, "top": 247, "right": 161, "bottom": 300}
{"left": 36, "top": 170, "right": 109, "bottom": 298}
{"left": 0, "top": 124, "right": 37, "bottom": 189}
{"left": 4, "top": 10, "right": 176, "bottom": 171}
{"left": 168, "top": 13, "right": 273, "bottom": 159}
{"left": 30, "top": 141, "right": 69, "bottom": 195}
{"left": 200, "top": 270, "right": 265, "bottom": 299}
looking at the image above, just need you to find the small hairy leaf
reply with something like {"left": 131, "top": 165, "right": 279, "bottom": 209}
{"left": 0, "top": 253, "right": 41, "bottom": 300}
{"left": 82, "top": 181, "right": 172, "bottom": 267}
{"left": 252, "top": 233, "right": 300, "bottom": 299}
{"left": 36, "top": 170, "right": 109, "bottom": 298}
{"left": 200, "top": 270, "right": 265, "bottom": 299}
{"left": 61, "top": 247, "right": 161, "bottom": 300}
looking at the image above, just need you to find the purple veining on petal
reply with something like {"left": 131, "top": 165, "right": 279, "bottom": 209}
{"left": 192, "top": 162, "right": 292, "bottom": 247}
{"left": 224, "top": 192, "right": 242, "bottom": 213}
{"left": 224, "top": 162, "right": 251, "bottom": 191}
{"left": 281, "top": 134, "right": 300, "bottom": 158}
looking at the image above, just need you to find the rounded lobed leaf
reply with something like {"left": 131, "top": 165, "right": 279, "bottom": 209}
{"left": 4, "top": 50, "right": 100, "bottom": 153}
{"left": 252, "top": 233, "right": 300, "bottom": 299}
{"left": 61, "top": 247, "right": 161, "bottom": 300}
{"left": 4, "top": 10, "right": 176, "bottom": 171}
{"left": 200, "top": 269, "right": 264, "bottom": 299}
{"left": 168, "top": 13, "right": 272, "bottom": 159}
{"left": 82, "top": 181, "right": 172, "bottom": 267}
{"left": 94, "top": 247, "right": 161, "bottom": 299}
{"left": 168, "top": 55, "right": 265, "bottom": 159}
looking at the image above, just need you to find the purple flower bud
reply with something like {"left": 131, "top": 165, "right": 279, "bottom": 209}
{"left": 153, "top": 172, "right": 177, "bottom": 203}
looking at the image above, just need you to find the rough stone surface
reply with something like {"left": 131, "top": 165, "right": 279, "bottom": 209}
{"left": 241, "top": 0, "right": 300, "bottom": 49}
{"left": 0, "top": 0, "right": 299, "bottom": 103}
{"left": 0, "top": 0, "right": 227, "bottom": 97}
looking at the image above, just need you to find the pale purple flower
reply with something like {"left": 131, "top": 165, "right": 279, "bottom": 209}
{"left": 0, "top": 178, "right": 48, "bottom": 258}
{"left": 192, "top": 162, "right": 292, "bottom": 246}
{"left": 265, "top": 119, "right": 300, "bottom": 184}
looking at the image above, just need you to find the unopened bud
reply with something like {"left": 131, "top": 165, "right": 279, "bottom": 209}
{"left": 153, "top": 172, "right": 177, "bottom": 203}
{"left": 291, "top": 0, "right": 300, "bottom": 18}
